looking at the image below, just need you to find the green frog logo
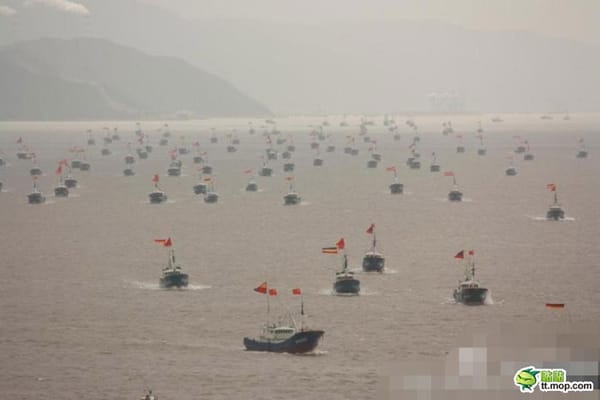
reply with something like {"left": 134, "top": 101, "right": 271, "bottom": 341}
{"left": 514, "top": 366, "right": 540, "bottom": 393}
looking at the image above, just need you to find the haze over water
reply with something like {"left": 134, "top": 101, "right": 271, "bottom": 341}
{"left": 1, "top": 113, "right": 599, "bottom": 399}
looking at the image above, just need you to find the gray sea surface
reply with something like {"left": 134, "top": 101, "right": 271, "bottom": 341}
{"left": 1, "top": 114, "right": 599, "bottom": 399}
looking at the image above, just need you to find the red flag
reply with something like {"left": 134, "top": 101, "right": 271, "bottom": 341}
{"left": 163, "top": 238, "right": 172, "bottom": 247}
{"left": 56, "top": 165, "right": 63, "bottom": 175}
{"left": 366, "top": 224, "right": 374, "bottom": 234}
{"left": 444, "top": 171, "right": 455, "bottom": 177}
{"left": 268, "top": 288, "right": 278, "bottom": 296}
{"left": 203, "top": 177, "right": 212, "bottom": 182}
{"left": 292, "top": 288, "right": 302, "bottom": 295}
{"left": 454, "top": 250, "right": 465, "bottom": 259}
{"left": 154, "top": 239, "right": 168, "bottom": 245}
{"left": 285, "top": 176, "right": 294, "bottom": 181}
{"left": 336, "top": 238, "right": 345, "bottom": 250}
{"left": 254, "top": 282, "right": 267, "bottom": 294}
{"left": 152, "top": 174, "right": 159, "bottom": 183}
{"left": 546, "top": 183, "right": 557, "bottom": 192}
{"left": 386, "top": 166, "right": 396, "bottom": 172}
{"left": 468, "top": 250, "right": 475, "bottom": 256}
{"left": 545, "top": 303, "right": 565, "bottom": 309}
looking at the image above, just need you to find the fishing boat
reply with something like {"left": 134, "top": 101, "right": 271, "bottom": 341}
{"left": 477, "top": 135, "right": 487, "bottom": 156}
{"left": 30, "top": 164, "right": 43, "bottom": 176}
{"left": 125, "top": 154, "right": 135, "bottom": 165}
{"left": 313, "top": 156, "right": 324, "bottom": 166}
{"left": 505, "top": 163, "right": 518, "bottom": 176}
{"left": 52, "top": 162, "right": 69, "bottom": 197}
{"left": 79, "top": 161, "right": 91, "bottom": 171}
{"left": 136, "top": 148, "right": 148, "bottom": 159}
{"left": 446, "top": 173, "right": 463, "bottom": 202}
{"left": 259, "top": 163, "right": 273, "bottom": 177}
{"left": 201, "top": 164, "right": 213, "bottom": 175}
{"left": 16, "top": 151, "right": 31, "bottom": 160}
{"left": 71, "top": 159, "right": 82, "bottom": 169}
{"left": 334, "top": 252, "right": 360, "bottom": 295}
{"left": 283, "top": 162, "right": 295, "bottom": 172}
{"left": 283, "top": 178, "right": 301, "bottom": 205}
{"left": 227, "top": 145, "right": 237, "bottom": 153}
{"left": 167, "top": 162, "right": 181, "bottom": 177}
{"left": 387, "top": 166, "right": 404, "bottom": 194}
{"left": 54, "top": 181, "right": 69, "bottom": 197}
{"left": 546, "top": 184, "right": 565, "bottom": 220}
{"left": 367, "top": 159, "right": 378, "bottom": 168}
{"left": 244, "top": 284, "right": 324, "bottom": 353}
{"left": 139, "top": 389, "right": 157, "bottom": 400}
{"left": 101, "top": 148, "right": 111, "bottom": 156}
{"left": 576, "top": 139, "right": 588, "bottom": 158}
{"left": 453, "top": 251, "right": 488, "bottom": 305}
{"left": 362, "top": 224, "right": 385, "bottom": 272}
{"left": 193, "top": 173, "right": 208, "bottom": 194}
{"left": 326, "top": 145, "right": 336, "bottom": 153}
{"left": 281, "top": 151, "right": 292, "bottom": 160}
{"left": 266, "top": 148, "right": 278, "bottom": 160}
{"left": 158, "top": 238, "right": 189, "bottom": 288}
{"left": 430, "top": 152, "right": 440, "bottom": 172}
{"left": 27, "top": 181, "right": 46, "bottom": 204}
{"left": 246, "top": 178, "right": 258, "bottom": 192}
{"left": 124, "top": 167, "right": 135, "bottom": 176}
{"left": 204, "top": 181, "right": 219, "bottom": 203}
{"left": 149, "top": 175, "right": 167, "bottom": 204}
{"left": 456, "top": 145, "right": 465, "bottom": 153}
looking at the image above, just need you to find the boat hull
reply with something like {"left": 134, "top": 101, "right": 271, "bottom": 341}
{"left": 448, "top": 191, "right": 463, "bottom": 202}
{"left": 160, "top": 273, "right": 189, "bottom": 289}
{"left": 546, "top": 208, "right": 565, "bottom": 220}
{"left": 334, "top": 278, "right": 360, "bottom": 295}
{"left": 389, "top": 183, "right": 404, "bottom": 194}
{"left": 244, "top": 330, "right": 324, "bottom": 353}
{"left": 453, "top": 287, "right": 488, "bottom": 305}
{"left": 362, "top": 255, "right": 385, "bottom": 272}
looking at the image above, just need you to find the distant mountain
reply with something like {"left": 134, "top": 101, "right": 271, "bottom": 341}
{"left": 0, "top": 37, "right": 271, "bottom": 120}
{"left": 1, "top": 0, "right": 599, "bottom": 113}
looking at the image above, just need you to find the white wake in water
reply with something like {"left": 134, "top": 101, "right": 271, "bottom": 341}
{"left": 129, "top": 281, "right": 210, "bottom": 291}
{"left": 528, "top": 215, "right": 575, "bottom": 221}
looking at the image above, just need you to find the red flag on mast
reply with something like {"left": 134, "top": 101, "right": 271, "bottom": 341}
{"left": 152, "top": 174, "right": 159, "bottom": 183}
{"left": 254, "top": 282, "right": 267, "bottom": 294}
{"left": 268, "top": 288, "right": 278, "bottom": 296}
{"left": 468, "top": 250, "right": 475, "bottom": 256}
{"left": 366, "top": 224, "right": 375, "bottom": 234}
{"left": 56, "top": 165, "right": 63, "bottom": 175}
{"left": 336, "top": 238, "right": 345, "bottom": 250}
{"left": 454, "top": 250, "right": 465, "bottom": 259}
{"left": 546, "top": 183, "right": 557, "bottom": 192}
{"left": 545, "top": 303, "right": 565, "bottom": 309}
{"left": 164, "top": 238, "right": 172, "bottom": 247}
{"left": 386, "top": 166, "right": 396, "bottom": 172}
{"left": 292, "top": 288, "right": 302, "bottom": 295}
{"left": 444, "top": 171, "right": 455, "bottom": 177}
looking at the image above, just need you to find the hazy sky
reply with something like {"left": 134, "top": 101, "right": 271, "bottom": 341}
{"left": 139, "top": 0, "right": 600, "bottom": 44}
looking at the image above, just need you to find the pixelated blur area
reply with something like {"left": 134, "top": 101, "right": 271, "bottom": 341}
{"left": 376, "top": 322, "right": 599, "bottom": 400}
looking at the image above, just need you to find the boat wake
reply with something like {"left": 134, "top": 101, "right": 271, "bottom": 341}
{"left": 299, "top": 201, "right": 311, "bottom": 206}
{"left": 292, "top": 350, "right": 328, "bottom": 357}
{"left": 129, "top": 281, "right": 210, "bottom": 291}
{"left": 528, "top": 215, "right": 575, "bottom": 221}
{"left": 318, "top": 288, "right": 377, "bottom": 296}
